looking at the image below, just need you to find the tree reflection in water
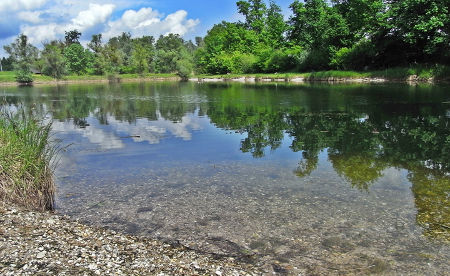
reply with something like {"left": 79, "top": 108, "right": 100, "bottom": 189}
{"left": 2, "top": 82, "right": 449, "bottom": 240}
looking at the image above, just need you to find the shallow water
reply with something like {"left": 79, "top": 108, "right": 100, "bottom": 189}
{"left": 2, "top": 82, "right": 449, "bottom": 274}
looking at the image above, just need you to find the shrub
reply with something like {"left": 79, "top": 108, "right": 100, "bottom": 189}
{"left": 15, "top": 70, "right": 34, "bottom": 84}
{"left": 331, "top": 41, "right": 376, "bottom": 70}
{"left": 0, "top": 109, "right": 58, "bottom": 210}
{"left": 297, "top": 48, "right": 330, "bottom": 71}
{"left": 176, "top": 58, "right": 193, "bottom": 80}
{"left": 231, "top": 52, "right": 257, "bottom": 73}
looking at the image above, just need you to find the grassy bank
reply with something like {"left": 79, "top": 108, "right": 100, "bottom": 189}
{"left": 195, "top": 65, "right": 450, "bottom": 82}
{"left": 0, "top": 110, "right": 56, "bottom": 211}
{"left": 1, "top": 65, "right": 449, "bottom": 85}
{"left": 0, "top": 72, "right": 179, "bottom": 83}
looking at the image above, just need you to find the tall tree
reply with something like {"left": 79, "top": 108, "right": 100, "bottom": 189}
{"left": 266, "top": 1, "right": 287, "bottom": 47}
{"left": 88, "top": 34, "right": 103, "bottom": 54}
{"left": 237, "top": 0, "right": 267, "bottom": 33}
{"left": 131, "top": 36, "right": 155, "bottom": 74}
{"left": 88, "top": 34, "right": 106, "bottom": 75}
{"left": 65, "top": 30, "right": 82, "bottom": 46}
{"left": 390, "top": 0, "right": 450, "bottom": 62}
{"left": 3, "top": 34, "right": 38, "bottom": 83}
{"left": 64, "top": 43, "right": 90, "bottom": 75}
{"left": 288, "top": 0, "right": 349, "bottom": 69}
{"left": 331, "top": 0, "right": 385, "bottom": 41}
{"left": 41, "top": 40, "right": 66, "bottom": 79}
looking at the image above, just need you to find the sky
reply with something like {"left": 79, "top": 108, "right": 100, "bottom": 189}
{"left": 0, "top": 0, "right": 294, "bottom": 58}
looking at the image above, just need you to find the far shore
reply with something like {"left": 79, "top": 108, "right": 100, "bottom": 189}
{"left": 0, "top": 72, "right": 448, "bottom": 87}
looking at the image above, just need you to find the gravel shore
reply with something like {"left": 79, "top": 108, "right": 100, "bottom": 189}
{"left": 0, "top": 206, "right": 262, "bottom": 275}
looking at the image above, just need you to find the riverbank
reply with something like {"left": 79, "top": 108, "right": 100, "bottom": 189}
{"left": 0, "top": 206, "right": 261, "bottom": 275}
{"left": 1, "top": 67, "right": 449, "bottom": 87}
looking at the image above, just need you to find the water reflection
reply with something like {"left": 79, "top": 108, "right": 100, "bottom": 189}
{"left": 1, "top": 82, "right": 449, "bottom": 272}
{"left": 2, "top": 82, "right": 449, "bottom": 241}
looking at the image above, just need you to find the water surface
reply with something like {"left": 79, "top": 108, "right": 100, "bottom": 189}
{"left": 2, "top": 82, "right": 449, "bottom": 274}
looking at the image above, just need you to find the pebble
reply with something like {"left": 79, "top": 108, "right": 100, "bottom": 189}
{"left": 0, "top": 206, "right": 261, "bottom": 275}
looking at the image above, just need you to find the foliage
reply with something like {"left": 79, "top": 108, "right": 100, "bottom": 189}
{"left": 0, "top": 109, "right": 57, "bottom": 210}
{"left": 64, "top": 43, "right": 91, "bottom": 75}
{"left": 1, "top": 57, "right": 14, "bottom": 71}
{"left": 2, "top": 0, "right": 449, "bottom": 77}
{"left": 3, "top": 34, "right": 38, "bottom": 83}
{"left": 65, "top": 30, "right": 81, "bottom": 46}
{"left": 41, "top": 41, "right": 67, "bottom": 79}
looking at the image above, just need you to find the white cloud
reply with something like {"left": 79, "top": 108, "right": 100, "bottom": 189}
{"left": 18, "top": 11, "right": 43, "bottom": 24}
{"left": 69, "top": 3, "right": 115, "bottom": 31}
{"left": 0, "top": 0, "right": 48, "bottom": 12}
{"left": 1, "top": 1, "right": 199, "bottom": 53}
{"left": 22, "top": 3, "right": 115, "bottom": 45}
{"left": 103, "top": 8, "right": 199, "bottom": 40}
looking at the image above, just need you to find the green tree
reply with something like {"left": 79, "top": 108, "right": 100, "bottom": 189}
{"left": 88, "top": 34, "right": 107, "bottom": 75}
{"left": 131, "top": 42, "right": 150, "bottom": 75}
{"left": 1, "top": 57, "right": 14, "bottom": 71}
{"left": 64, "top": 43, "right": 90, "bottom": 75}
{"left": 102, "top": 43, "right": 123, "bottom": 74}
{"left": 195, "top": 22, "right": 260, "bottom": 74}
{"left": 41, "top": 41, "right": 67, "bottom": 79}
{"left": 288, "top": 0, "right": 349, "bottom": 70}
{"left": 332, "top": 0, "right": 385, "bottom": 41}
{"left": 153, "top": 34, "right": 187, "bottom": 73}
{"left": 390, "top": 0, "right": 450, "bottom": 62}
{"left": 108, "top": 32, "right": 134, "bottom": 72}
{"left": 237, "top": 0, "right": 267, "bottom": 33}
{"left": 266, "top": 1, "right": 287, "bottom": 48}
{"left": 65, "top": 29, "right": 82, "bottom": 46}
{"left": 88, "top": 34, "right": 103, "bottom": 54}
{"left": 3, "top": 34, "right": 38, "bottom": 83}
{"left": 131, "top": 36, "right": 155, "bottom": 74}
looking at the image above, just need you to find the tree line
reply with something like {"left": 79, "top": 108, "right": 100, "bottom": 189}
{"left": 3, "top": 31, "right": 196, "bottom": 82}
{"left": 3, "top": 0, "right": 449, "bottom": 82}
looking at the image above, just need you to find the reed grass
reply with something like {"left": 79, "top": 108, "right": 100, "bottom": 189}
{"left": 0, "top": 109, "right": 58, "bottom": 211}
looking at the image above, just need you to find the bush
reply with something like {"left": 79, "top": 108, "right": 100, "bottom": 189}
{"left": 330, "top": 47, "right": 351, "bottom": 70}
{"left": 176, "top": 58, "right": 193, "bottom": 80}
{"left": 297, "top": 48, "right": 330, "bottom": 71}
{"left": 330, "top": 40, "right": 376, "bottom": 70}
{"left": 208, "top": 52, "right": 234, "bottom": 74}
{"left": 231, "top": 52, "right": 257, "bottom": 73}
{"left": 265, "top": 49, "right": 289, "bottom": 72}
{"left": 0, "top": 109, "right": 57, "bottom": 210}
{"left": 15, "top": 70, "right": 33, "bottom": 83}
{"left": 264, "top": 46, "right": 305, "bottom": 72}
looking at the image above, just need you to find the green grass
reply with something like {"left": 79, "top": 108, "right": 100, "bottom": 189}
{"left": 194, "top": 65, "right": 450, "bottom": 81}
{"left": 0, "top": 71, "right": 16, "bottom": 82}
{"left": 0, "top": 109, "right": 57, "bottom": 211}
{"left": 1, "top": 65, "right": 449, "bottom": 84}
{"left": 302, "top": 70, "right": 369, "bottom": 79}
{"left": 0, "top": 71, "right": 179, "bottom": 83}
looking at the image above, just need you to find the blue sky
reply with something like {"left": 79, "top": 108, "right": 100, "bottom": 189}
{"left": 0, "top": 0, "right": 294, "bottom": 58}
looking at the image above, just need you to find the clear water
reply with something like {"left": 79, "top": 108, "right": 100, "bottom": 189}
{"left": 2, "top": 82, "right": 449, "bottom": 274}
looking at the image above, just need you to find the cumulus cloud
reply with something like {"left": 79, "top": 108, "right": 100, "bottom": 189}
{"left": 21, "top": 3, "right": 115, "bottom": 45}
{"left": 103, "top": 8, "right": 199, "bottom": 40}
{"left": 4, "top": 1, "right": 198, "bottom": 48}
{"left": 18, "top": 11, "right": 43, "bottom": 24}
{"left": 69, "top": 3, "right": 115, "bottom": 31}
{"left": 0, "top": 1, "right": 200, "bottom": 56}
{"left": 0, "top": 0, "right": 48, "bottom": 12}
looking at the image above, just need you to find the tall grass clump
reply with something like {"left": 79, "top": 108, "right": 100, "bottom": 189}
{"left": 0, "top": 109, "right": 57, "bottom": 211}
